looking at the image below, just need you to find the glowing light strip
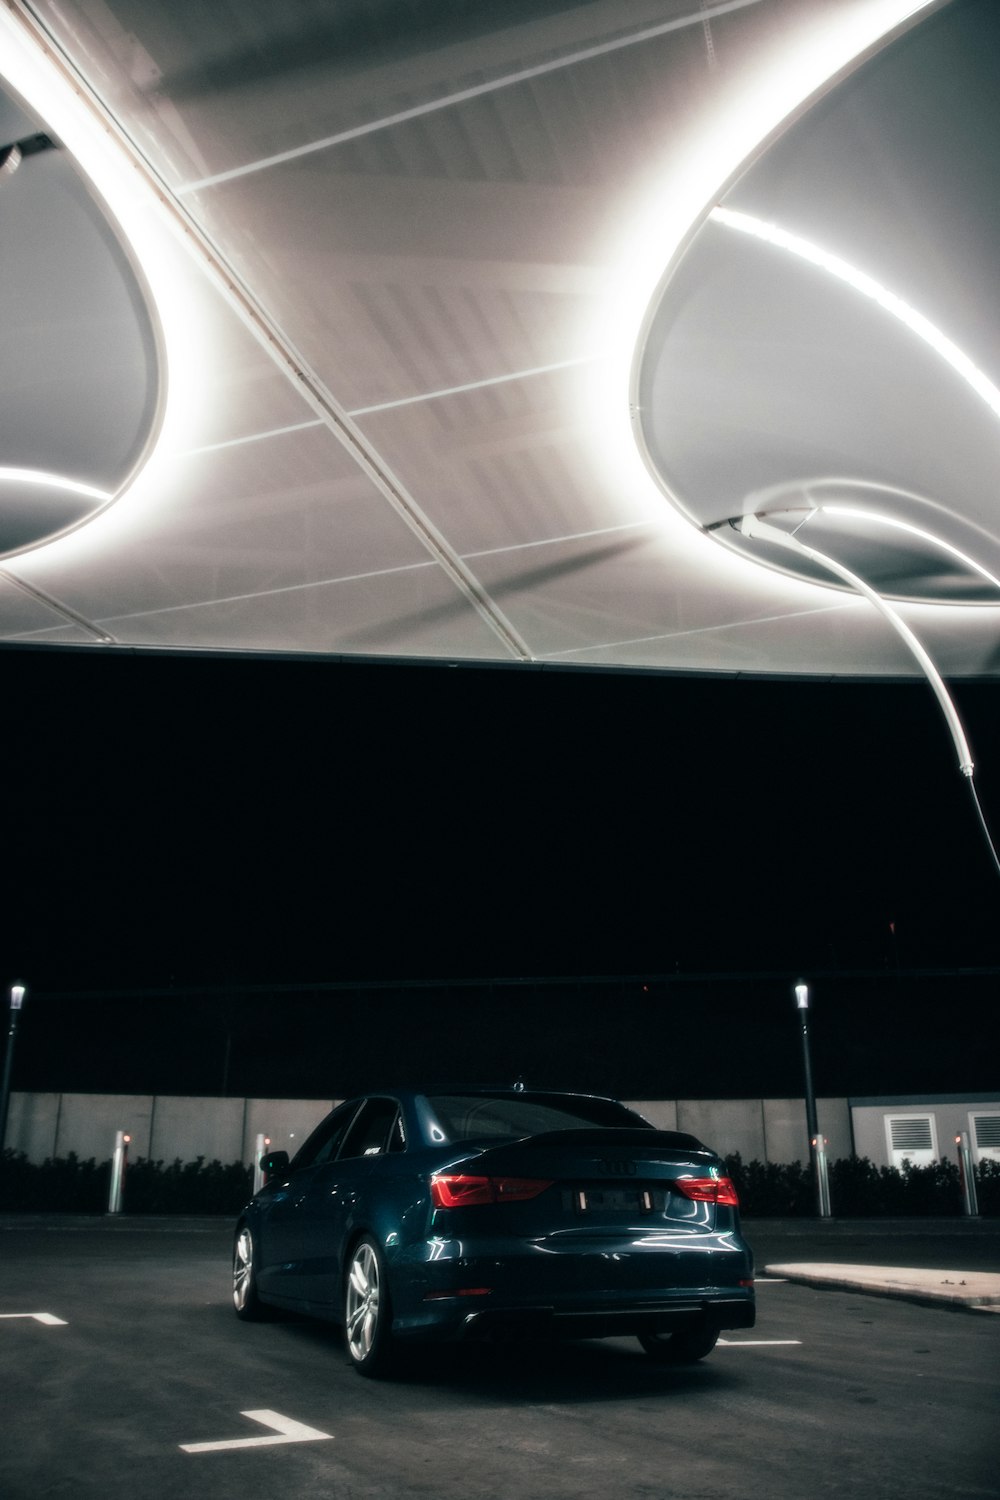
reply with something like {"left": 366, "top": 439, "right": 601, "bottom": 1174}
{"left": 181, "top": 420, "right": 323, "bottom": 457}
{"left": 349, "top": 356, "right": 604, "bottom": 416}
{"left": 541, "top": 599, "right": 855, "bottom": 659}
{"left": 711, "top": 206, "right": 1000, "bottom": 420}
{"left": 182, "top": 356, "right": 605, "bottom": 455}
{"left": 607, "top": 1, "right": 937, "bottom": 568}
{"left": 818, "top": 505, "right": 1000, "bottom": 593}
{"left": 463, "top": 519, "right": 651, "bottom": 561}
{"left": 737, "top": 512, "right": 974, "bottom": 775}
{"left": 0, "top": 467, "right": 112, "bottom": 503}
{"left": 178, "top": 0, "right": 767, "bottom": 192}
{"left": 91, "top": 559, "right": 437, "bottom": 625}
{"left": 74, "top": 525, "right": 651, "bottom": 624}
{"left": 0, "top": 4, "right": 208, "bottom": 557}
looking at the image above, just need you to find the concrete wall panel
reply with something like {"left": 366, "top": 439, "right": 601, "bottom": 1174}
{"left": 52, "top": 1095, "right": 153, "bottom": 1162}
{"left": 242, "top": 1098, "right": 335, "bottom": 1166}
{"left": 6, "top": 1092, "right": 60, "bottom": 1160}
{"left": 1, "top": 1091, "right": 870, "bottom": 1169}
{"left": 147, "top": 1096, "right": 244, "bottom": 1165}
{"left": 818, "top": 1098, "right": 853, "bottom": 1161}
{"left": 852, "top": 1104, "right": 904, "bottom": 1165}
{"left": 763, "top": 1098, "right": 852, "bottom": 1163}
{"left": 676, "top": 1100, "right": 766, "bottom": 1160}
{"left": 627, "top": 1100, "right": 678, "bottom": 1131}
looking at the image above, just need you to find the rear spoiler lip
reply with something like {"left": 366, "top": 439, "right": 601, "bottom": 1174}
{"left": 443, "top": 1128, "right": 722, "bottom": 1170}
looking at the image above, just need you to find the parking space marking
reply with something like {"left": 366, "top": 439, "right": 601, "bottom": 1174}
{"left": 0, "top": 1312, "right": 67, "bottom": 1325}
{"left": 718, "top": 1338, "right": 802, "bottom": 1346}
{"left": 180, "top": 1409, "right": 334, "bottom": 1454}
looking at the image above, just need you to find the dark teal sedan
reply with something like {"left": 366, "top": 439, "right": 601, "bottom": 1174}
{"left": 232, "top": 1088, "right": 755, "bottom": 1375}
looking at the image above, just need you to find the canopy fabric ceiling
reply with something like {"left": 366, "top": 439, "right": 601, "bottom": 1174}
{"left": 1, "top": 0, "right": 997, "bottom": 678}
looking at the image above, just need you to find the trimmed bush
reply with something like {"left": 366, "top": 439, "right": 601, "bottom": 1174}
{"left": 727, "top": 1150, "right": 996, "bottom": 1217}
{"left": 0, "top": 1147, "right": 250, "bottom": 1215}
{"left": 124, "top": 1156, "right": 253, "bottom": 1215}
{"left": 0, "top": 1149, "right": 108, "bottom": 1213}
{"left": 976, "top": 1158, "right": 1000, "bottom": 1215}
{"left": 724, "top": 1153, "right": 813, "bottom": 1216}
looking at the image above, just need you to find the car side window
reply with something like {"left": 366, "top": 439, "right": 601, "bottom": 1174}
{"left": 293, "top": 1102, "right": 360, "bottom": 1170}
{"left": 339, "top": 1097, "right": 403, "bottom": 1159}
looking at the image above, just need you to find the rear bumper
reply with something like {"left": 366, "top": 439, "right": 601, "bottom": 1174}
{"left": 458, "top": 1294, "right": 755, "bottom": 1342}
{"left": 391, "top": 1225, "right": 755, "bottom": 1342}
{"left": 394, "top": 1290, "right": 755, "bottom": 1343}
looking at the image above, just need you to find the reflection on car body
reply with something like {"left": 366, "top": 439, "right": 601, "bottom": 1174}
{"left": 232, "top": 1088, "right": 755, "bottom": 1375}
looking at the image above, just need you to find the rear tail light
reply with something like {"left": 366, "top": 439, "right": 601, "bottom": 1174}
{"left": 674, "top": 1176, "right": 740, "bottom": 1207}
{"left": 430, "top": 1174, "right": 553, "bottom": 1208}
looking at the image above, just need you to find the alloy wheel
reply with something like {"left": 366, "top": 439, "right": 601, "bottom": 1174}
{"left": 233, "top": 1227, "right": 253, "bottom": 1312}
{"left": 346, "top": 1241, "right": 381, "bottom": 1363}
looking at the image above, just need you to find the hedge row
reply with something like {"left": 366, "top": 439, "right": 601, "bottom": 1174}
{"left": 1, "top": 1147, "right": 997, "bottom": 1217}
{"left": 0, "top": 1150, "right": 253, "bottom": 1215}
{"left": 725, "top": 1152, "right": 1000, "bottom": 1217}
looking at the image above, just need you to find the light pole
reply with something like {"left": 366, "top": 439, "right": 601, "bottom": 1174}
{"left": 794, "top": 979, "right": 831, "bottom": 1217}
{"left": 0, "top": 981, "right": 27, "bottom": 1153}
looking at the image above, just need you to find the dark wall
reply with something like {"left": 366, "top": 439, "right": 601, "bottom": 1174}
{"left": 12, "top": 972, "right": 999, "bottom": 1102}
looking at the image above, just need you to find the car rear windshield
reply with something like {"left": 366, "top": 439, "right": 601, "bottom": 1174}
{"left": 426, "top": 1092, "right": 654, "bottom": 1142}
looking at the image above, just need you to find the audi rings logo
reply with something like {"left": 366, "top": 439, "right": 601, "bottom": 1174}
{"left": 598, "top": 1159, "right": 637, "bottom": 1176}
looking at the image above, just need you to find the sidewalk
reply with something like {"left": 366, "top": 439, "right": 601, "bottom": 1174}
{"left": 764, "top": 1260, "right": 1000, "bottom": 1312}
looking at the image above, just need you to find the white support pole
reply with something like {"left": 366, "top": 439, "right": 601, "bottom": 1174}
{"left": 956, "top": 1131, "right": 980, "bottom": 1217}
{"left": 813, "top": 1133, "right": 832, "bottom": 1219}
{"left": 108, "top": 1130, "right": 130, "bottom": 1215}
{"left": 252, "top": 1133, "right": 268, "bottom": 1196}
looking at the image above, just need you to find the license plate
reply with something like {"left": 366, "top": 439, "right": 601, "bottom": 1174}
{"left": 575, "top": 1186, "right": 653, "bottom": 1213}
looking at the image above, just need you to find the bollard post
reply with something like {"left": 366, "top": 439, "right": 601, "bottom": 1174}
{"left": 813, "top": 1133, "right": 832, "bottom": 1218}
{"left": 956, "top": 1132, "right": 980, "bottom": 1217}
{"left": 252, "top": 1133, "right": 270, "bottom": 1195}
{"left": 108, "top": 1130, "right": 130, "bottom": 1214}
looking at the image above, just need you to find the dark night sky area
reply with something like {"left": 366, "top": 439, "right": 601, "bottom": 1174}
{"left": 2, "top": 645, "right": 999, "bottom": 1099}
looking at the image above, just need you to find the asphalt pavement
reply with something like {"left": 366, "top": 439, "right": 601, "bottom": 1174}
{"left": 1, "top": 1213, "right": 998, "bottom": 1500}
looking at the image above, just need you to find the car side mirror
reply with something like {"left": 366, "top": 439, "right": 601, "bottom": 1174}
{"left": 260, "top": 1149, "right": 289, "bottom": 1180}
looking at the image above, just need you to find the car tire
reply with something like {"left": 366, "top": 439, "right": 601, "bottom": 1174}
{"left": 233, "top": 1223, "right": 270, "bottom": 1321}
{"left": 344, "top": 1235, "right": 394, "bottom": 1376}
{"left": 638, "top": 1326, "right": 719, "bottom": 1364}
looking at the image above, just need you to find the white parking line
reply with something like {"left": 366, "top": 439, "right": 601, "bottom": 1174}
{"left": 718, "top": 1338, "right": 802, "bottom": 1347}
{"left": 180, "top": 1410, "right": 334, "bottom": 1454}
{"left": 0, "top": 1312, "right": 67, "bottom": 1325}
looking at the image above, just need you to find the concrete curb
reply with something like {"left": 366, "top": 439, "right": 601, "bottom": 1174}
{"left": 765, "top": 1261, "right": 1000, "bottom": 1312}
